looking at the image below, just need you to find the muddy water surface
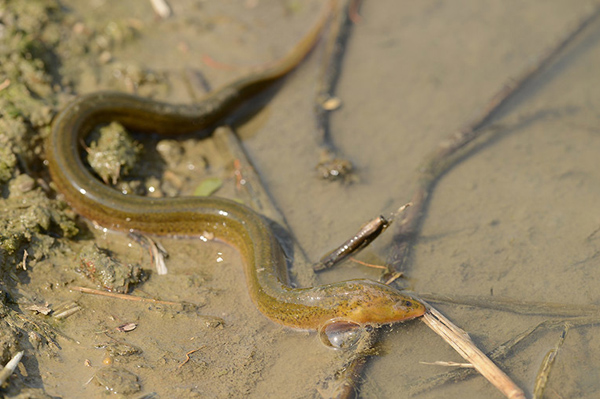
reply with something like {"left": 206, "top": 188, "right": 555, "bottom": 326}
{"left": 9, "top": 0, "right": 600, "bottom": 398}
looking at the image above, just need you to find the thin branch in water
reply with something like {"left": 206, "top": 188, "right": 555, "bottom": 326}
{"left": 313, "top": 203, "right": 410, "bottom": 272}
{"left": 386, "top": 4, "right": 600, "bottom": 274}
{"left": 314, "top": 0, "right": 357, "bottom": 180}
{"left": 212, "top": 126, "right": 316, "bottom": 286}
{"left": 317, "top": 327, "right": 381, "bottom": 399}
{"left": 418, "top": 292, "right": 600, "bottom": 318}
{"left": 348, "top": 0, "right": 363, "bottom": 24}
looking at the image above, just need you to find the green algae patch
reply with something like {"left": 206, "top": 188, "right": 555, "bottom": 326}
{"left": 0, "top": 0, "right": 65, "bottom": 172}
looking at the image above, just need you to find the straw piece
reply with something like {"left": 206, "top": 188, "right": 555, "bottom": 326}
{"left": 129, "top": 232, "right": 168, "bottom": 275}
{"left": 0, "top": 351, "right": 24, "bottom": 386}
{"left": 421, "top": 306, "right": 525, "bottom": 399}
{"left": 420, "top": 360, "right": 474, "bottom": 368}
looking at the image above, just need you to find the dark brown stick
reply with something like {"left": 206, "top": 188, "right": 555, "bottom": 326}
{"left": 318, "top": 327, "right": 381, "bottom": 399}
{"left": 314, "top": 0, "right": 357, "bottom": 179}
{"left": 314, "top": 0, "right": 354, "bottom": 153}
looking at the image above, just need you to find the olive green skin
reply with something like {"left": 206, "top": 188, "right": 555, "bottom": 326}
{"left": 46, "top": 5, "right": 426, "bottom": 330}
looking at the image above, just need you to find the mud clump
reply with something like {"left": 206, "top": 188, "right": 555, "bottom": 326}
{"left": 78, "top": 242, "right": 143, "bottom": 293}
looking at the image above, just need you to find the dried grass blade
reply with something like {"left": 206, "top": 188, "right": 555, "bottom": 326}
{"left": 421, "top": 306, "right": 525, "bottom": 399}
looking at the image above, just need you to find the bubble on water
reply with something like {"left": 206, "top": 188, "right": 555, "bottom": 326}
{"left": 318, "top": 319, "right": 364, "bottom": 349}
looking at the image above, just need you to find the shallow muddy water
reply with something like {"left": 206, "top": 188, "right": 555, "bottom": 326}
{"left": 5, "top": 0, "right": 600, "bottom": 398}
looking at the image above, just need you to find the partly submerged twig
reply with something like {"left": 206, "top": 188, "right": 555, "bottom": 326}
{"left": 314, "top": 0, "right": 356, "bottom": 180}
{"left": 0, "top": 351, "right": 24, "bottom": 386}
{"left": 348, "top": 0, "right": 362, "bottom": 24}
{"left": 421, "top": 306, "right": 526, "bottom": 399}
{"left": 317, "top": 327, "right": 380, "bottom": 399}
{"left": 386, "top": 4, "right": 600, "bottom": 274}
{"left": 313, "top": 203, "right": 410, "bottom": 272}
{"left": 182, "top": 68, "right": 213, "bottom": 100}
{"left": 212, "top": 126, "right": 317, "bottom": 286}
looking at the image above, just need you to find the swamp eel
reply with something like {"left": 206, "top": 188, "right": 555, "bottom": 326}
{"left": 46, "top": 2, "right": 426, "bottom": 330}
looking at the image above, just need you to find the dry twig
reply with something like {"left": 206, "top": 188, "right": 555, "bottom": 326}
{"left": 421, "top": 306, "right": 525, "bottom": 399}
{"left": 420, "top": 360, "right": 474, "bottom": 368}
